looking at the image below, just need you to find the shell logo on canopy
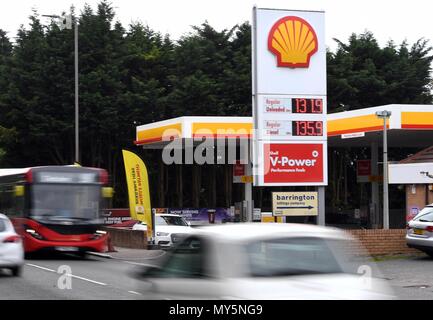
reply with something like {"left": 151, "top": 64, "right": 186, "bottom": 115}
{"left": 268, "top": 16, "right": 318, "bottom": 68}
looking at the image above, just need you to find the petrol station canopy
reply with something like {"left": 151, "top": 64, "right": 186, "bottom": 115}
{"left": 134, "top": 104, "right": 433, "bottom": 148}
{"left": 134, "top": 116, "right": 253, "bottom": 148}
{"left": 327, "top": 104, "right": 433, "bottom": 148}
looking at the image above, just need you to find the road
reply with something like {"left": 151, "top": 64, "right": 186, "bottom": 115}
{"left": 0, "top": 253, "right": 148, "bottom": 299}
{"left": 1, "top": 251, "right": 432, "bottom": 299}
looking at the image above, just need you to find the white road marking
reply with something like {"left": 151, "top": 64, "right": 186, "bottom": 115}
{"left": 26, "top": 263, "right": 107, "bottom": 286}
{"left": 86, "top": 252, "right": 112, "bottom": 259}
{"left": 123, "top": 261, "right": 151, "bottom": 267}
{"left": 128, "top": 290, "right": 142, "bottom": 295}
{"left": 66, "top": 274, "right": 107, "bottom": 286}
{"left": 26, "top": 263, "right": 56, "bottom": 272}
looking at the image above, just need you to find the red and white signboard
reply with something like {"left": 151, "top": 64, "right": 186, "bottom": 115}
{"left": 256, "top": 141, "right": 327, "bottom": 186}
{"left": 252, "top": 7, "right": 327, "bottom": 186}
{"left": 233, "top": 161, "right": 245, "bottom": 183}
{"left": 356, "top": 160, "right": 371, "bottom": 183}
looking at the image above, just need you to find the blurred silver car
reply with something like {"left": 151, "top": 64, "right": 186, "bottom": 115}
{"left": 0, "top": 214, "right": 24, "bottom": 276}
{"left": 407, "top": 205, "right": 433, "bottom": 257}
{"left": 134, "top": 223, "right": 394, "bottom": 299}
{"left": 132, "top": 214, "right": 193, "bottom": 248}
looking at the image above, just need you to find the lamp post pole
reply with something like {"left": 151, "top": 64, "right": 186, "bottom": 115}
{"left": 376, "top": 110, "right": 391, "bottom": 230}
{"left": 74, "top": 20, "right": 79, "bottom": 164}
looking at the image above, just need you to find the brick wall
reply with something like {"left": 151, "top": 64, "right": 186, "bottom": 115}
{"left": 347, "top": 229, "right": 419, "bottom": 256}
{"left": 103, "top": 227, "right": 420, "bottom": 255}
{"left": 104, "top": 227, "right": 148, "bottom": 249}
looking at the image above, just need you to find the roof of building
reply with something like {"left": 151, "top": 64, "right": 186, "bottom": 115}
{"left": 400, "top": 146, "right": 433, "bottom": 164}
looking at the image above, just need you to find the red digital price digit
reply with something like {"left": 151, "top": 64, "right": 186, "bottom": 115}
{"left": 295, "top": 98, "right": 307, "bottom": 113}
{"left": 312, "top": 99, "right": 323, "bottom": 113}
{"left": 295, "top": 121, "right": 307, "bottom": 136}
{"left": 316, "top": 121, "right": 323, "bottom": 135}
{"left": 307, "top": 121, "right": 315, "bottom": 135}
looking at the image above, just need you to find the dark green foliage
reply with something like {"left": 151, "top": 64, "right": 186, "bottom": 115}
{"left": 327, "top": 32, "right": 433, "bottom": 112}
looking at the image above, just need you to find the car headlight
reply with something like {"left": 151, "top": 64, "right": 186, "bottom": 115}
{"left": 26, "top": 228, "right": 44, "bottom": 240}
{"left": 156, "top": 232, "right": 169, "bottom": 237}
{"left": 91, "top": 230, "right": 108, "bottom": 240}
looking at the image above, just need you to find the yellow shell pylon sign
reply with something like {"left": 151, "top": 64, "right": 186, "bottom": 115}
{"left": 268, "top": 16, "right": 318, "bottom": 68}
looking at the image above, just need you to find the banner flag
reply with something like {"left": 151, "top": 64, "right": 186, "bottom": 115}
{"left": 122, "top": 150, "right": 153, "bottom": 240}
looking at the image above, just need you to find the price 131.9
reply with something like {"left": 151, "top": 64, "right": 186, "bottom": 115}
{"left": 292, "top": 98, "right": 323, "bottom": 114}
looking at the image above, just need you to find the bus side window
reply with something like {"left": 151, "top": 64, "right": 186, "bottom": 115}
{"left": 0, "top": 183, "right": 24, "bottom": 218}
{"left": 0, "top": 184, "right": 13, "bottom": 216}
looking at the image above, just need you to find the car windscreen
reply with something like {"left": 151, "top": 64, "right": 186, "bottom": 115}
{"left": 30, "top": 184, "right": 101, "bottom": 222}
{"left": 245, "top": 237, "right": 343, "bottom": 277}
{"left": 145, "top": 236, "right": 207, "bottom": 278}
{"left": 156, "top": 215, "right": 188, "bottom": 226}
{"left": 0, "top": 219, "right": 6, "bottom": 232}
{"left": 413, "top": 207, "right": 433, "bottom": 222}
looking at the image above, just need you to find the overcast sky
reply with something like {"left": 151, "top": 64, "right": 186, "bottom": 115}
{"left": 1, "top": 0, "right": 432, "bottom": 50}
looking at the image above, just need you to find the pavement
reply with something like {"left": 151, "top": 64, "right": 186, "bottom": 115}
{"left": 92, "top": 246, "right": 167, "bottom": 261}
{"left": 374, "top": 253, "right": 433, "bottom": 300}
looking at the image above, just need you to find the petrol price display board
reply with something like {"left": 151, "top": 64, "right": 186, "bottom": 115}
{"left": 252, "top": 8, "right": 327, "bottom": 186}
{"left": 259, "top": 95, "right": 327, "bottom": 140}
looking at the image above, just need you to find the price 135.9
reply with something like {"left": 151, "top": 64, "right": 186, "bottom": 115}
{"left": 292, "top": 121, "right": 323, "bottom": 136}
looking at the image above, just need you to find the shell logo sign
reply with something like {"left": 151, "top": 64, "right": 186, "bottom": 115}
{"left": 268, "top": 16, "right": 318, "bottom": 68}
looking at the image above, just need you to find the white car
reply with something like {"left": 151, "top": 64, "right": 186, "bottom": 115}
{"left": 406, "top": 204, "right": 433, "bottom": 257}
{"left": 132, "top": 214, "right": 193, "bottom": 248}
{"left": 0, "top": 214, "right": 24, "bottom": 276}
{"left": 134, "top": 223, "right": 395, "bottom": 299}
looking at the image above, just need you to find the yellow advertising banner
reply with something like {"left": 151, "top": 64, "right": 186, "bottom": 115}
{"left": 122, "top": 150, "right": 153, "bottom": 240}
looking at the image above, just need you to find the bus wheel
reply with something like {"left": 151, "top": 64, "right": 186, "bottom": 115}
{"left": 76, "top": 251, "right": 87, "bottom": 259}
{"left": 24, "top": 252, "right": 34, "bottom": 260}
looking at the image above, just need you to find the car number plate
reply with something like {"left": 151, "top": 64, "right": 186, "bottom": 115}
{"left": 55, "top": 246, "right": 79, "bottom": 252}
{"left": 413, "top": 228, "right": 424, "bottom": 235}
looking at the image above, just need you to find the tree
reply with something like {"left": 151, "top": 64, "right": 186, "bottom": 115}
{"left": 166, "top": 22, "right": 252, "bottom": 118}
{"left": 327, "top": 32, "right": 433, "bottom": 112}
{"left": 0, "top": 30, "right": 13, "bottom": 166}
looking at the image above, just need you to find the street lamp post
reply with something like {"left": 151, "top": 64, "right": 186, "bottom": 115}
{"left": 375, "top": 110, "right": 392, "bottom": 229}
{"left": 42, "top": 14, "right": 79, "bottom": 163}
{"left": 74, "top": 20, "right": 79, "bottom": 164}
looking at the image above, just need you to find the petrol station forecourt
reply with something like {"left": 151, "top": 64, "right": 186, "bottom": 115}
{"left": 134, "top": 103, "right": 433, "bottom": 230}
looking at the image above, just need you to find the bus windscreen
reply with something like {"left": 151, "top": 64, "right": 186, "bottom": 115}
{"left": 30, "top": 184, "right": 101, "bottom": 223}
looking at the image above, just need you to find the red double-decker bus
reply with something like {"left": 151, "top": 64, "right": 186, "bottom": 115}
{"left": 0, "top": 166, "right": 112, "bottom": 255}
